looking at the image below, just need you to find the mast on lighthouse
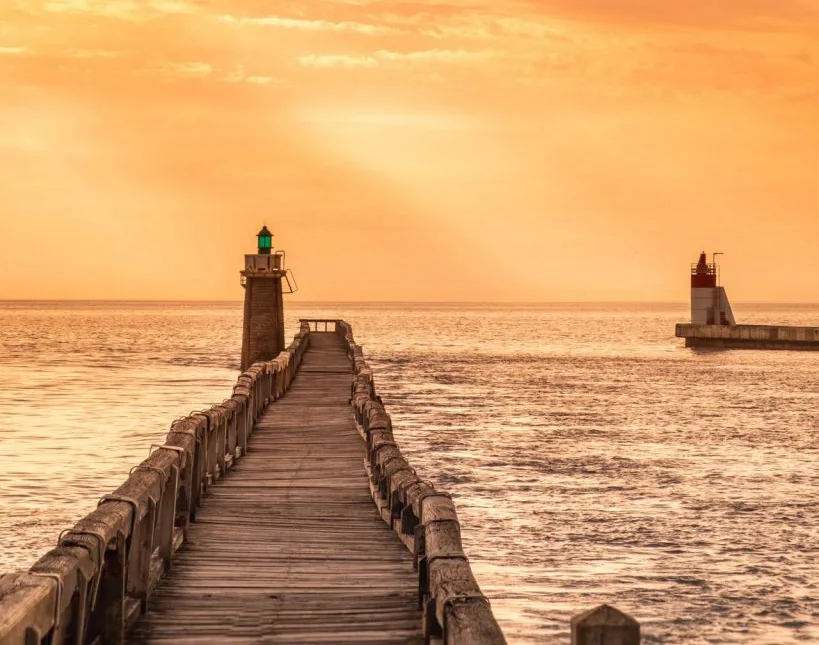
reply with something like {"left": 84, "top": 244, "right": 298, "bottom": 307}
{"left": 239, "top": 226, "right": 297, "bottom": 371}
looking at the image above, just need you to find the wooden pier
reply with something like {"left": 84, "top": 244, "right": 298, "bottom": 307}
{"left": 0, "top": 320, "right": 639, "bottom": 645}
{"left": 128, "top": 331, "right": 421, "bottom": 644}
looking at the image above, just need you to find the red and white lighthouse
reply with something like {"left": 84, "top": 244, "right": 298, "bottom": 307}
{"left": 690, "top": 251, "right": 735, "bottom": 326}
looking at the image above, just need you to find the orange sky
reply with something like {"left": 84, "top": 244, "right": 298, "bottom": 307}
{"left": 1, "top": 0, "right": 818, "bottom": 301}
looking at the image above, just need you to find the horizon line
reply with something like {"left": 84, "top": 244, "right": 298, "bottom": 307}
{"left": 2, "top": 299, "right": 819, "bottom": 306}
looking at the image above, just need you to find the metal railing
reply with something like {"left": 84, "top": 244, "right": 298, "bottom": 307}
{"left": 690, "top": 263, "right": 718, "bottom": 275}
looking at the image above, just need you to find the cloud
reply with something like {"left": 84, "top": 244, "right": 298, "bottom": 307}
{"left": 220, "top": 14, "right": 400, "bottom": 35}
{"left": 216, "top": 6, "right": 571, "bottom": 44}
{"left": 373, "top": 11, "right": 568, "bottom": 41}
{"left": 298, "top": 48, "right": 500, "bottom": 68}
{"left": 376, "top": 48, "right": 498, "bottom": 63}
{"left": 297, "top": 108, "right": 480, "bottom": 130}
{"left": 41, "top": 0, "right": 199, "bottom": 19}
{"left": 43, "top": 0, "right": 139, "bottom": 18}
{"left": 0, "top": 46, "right": 30, "bottom": 55}
{"left": 298, "top": 54, "right": 379, "bottom": 69}
{"left": 244, "top": 75, "right": 276, "bottom": 85}
{"left": 147, "top": 0, "right": 197, "bottom": 13}
{"left": 158, "top": 61, "right": 214, "bottom": 79}
{"left": 148, "top": 61, "right": 284, "bottom": 86}
{"left": 222, "top": 65, "right": 283, "bottom": 86}
{"left": 64, "top": 49, "right": 132, "bottom": 59}
{"left": 514, "top": 0, "right": 819, "bottom": 31}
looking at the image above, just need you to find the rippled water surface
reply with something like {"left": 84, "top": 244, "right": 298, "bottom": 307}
{"left": 1, "top": 301, "right": 817, "bottom": 644}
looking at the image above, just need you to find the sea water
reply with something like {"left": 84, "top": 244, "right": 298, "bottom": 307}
{"left": 0, "top": 301, "right": 816, "bottom": 644}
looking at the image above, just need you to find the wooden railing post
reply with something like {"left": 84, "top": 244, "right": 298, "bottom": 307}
{"left": 571, "top": 605, "right": 640, "bottom": 645}
{"left": 156, "top": 466, "right": 178, "bottom": 570}
{"left": 235, "top": 396, "right": 248, "bottom": 454}
{"left": 88, "top": 534, "right": 126, "bottom": 645}
{"left": 213, "top": 407, "right": 226, "bottom": 478}
{"left": 188, "top": 417, "right": 206, "bottom": 514}
{"left": 223, "top": 401, "right": 238, "bottom": 461}
{"left": 125, "top": 499, "right": 155, "bottom": 611}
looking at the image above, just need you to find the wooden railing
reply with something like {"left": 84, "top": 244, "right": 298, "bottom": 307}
{"left": 334, "top": 320, "right": 507, "bottom": 644}
{"left": 0, "top": 323, "right": 311, "bottom": 645}
{"left": 299, "top": 318, "right": 339, "bottom": 332}
{"left": 334, "top": 320, "right": 641, "bottom": 645}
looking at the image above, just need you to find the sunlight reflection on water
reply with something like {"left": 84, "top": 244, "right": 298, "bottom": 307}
{"left": 0, "top": 301, "right": 817, "bottom": 644}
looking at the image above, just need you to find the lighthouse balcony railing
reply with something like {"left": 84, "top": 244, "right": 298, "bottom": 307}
{"left": 690, "top": 263, "right": 718, "bottom": 276}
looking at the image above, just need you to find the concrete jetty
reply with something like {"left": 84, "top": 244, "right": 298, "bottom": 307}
{"left": 676, "top": 252, "right": 819, "bottom": 350}
{"left": 0, "top": 229, "right": 641, "bottom": 645}
{"left": 676, "top": 322, "right": 819, "bottom": 350}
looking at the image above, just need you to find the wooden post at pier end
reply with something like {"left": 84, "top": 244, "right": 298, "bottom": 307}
{"left": 571, "top": 604, "right": 640, "bottom": 645}
{"left": 240, "top": 226, "right": 290, "bottom": 371}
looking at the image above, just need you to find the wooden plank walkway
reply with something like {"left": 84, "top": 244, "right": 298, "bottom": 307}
{"left": 127, "top": 333, "right": 423, "bottom": 644}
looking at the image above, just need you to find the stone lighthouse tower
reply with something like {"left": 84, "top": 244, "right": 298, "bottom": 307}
{"left": 240, "top": 226, "right": 292, "bottom": 371}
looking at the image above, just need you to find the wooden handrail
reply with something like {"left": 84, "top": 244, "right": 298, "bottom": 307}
{"left": 298, "top": 318, "right": 342, "bottom": 333}
{"left": 338, "top": 320, "right": 507, "bottom": 644}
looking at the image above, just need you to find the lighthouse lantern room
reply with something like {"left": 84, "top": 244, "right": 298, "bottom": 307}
{"left": 244, "top": 226, "right": 283, "bottom": 274}
{"left": 257, "top": 226, "right": 273, "bottom": 254}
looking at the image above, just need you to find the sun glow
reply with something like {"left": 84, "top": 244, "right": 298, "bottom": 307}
{"left": 2, "top": 0, "right": 818, "bottom": 301}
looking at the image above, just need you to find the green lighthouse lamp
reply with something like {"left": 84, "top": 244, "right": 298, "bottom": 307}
{"left": 257, "top": 225, "right": 273, "bottom": 255}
